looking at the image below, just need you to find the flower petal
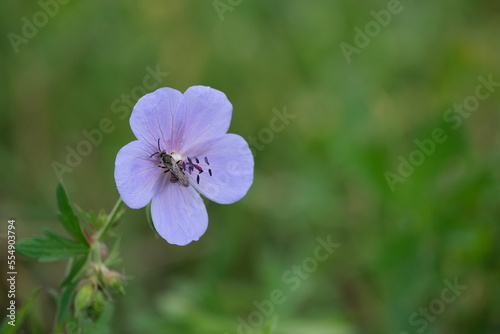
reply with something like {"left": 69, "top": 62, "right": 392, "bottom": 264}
{"left": 114, "top": 140, "right": 163, "bottom": 209}
{"left": 173, "top": 86, "right": 233, "bottom": 152}
{"left": 151, "top": 178, "right": 208, "bottom": 245}
{"left": 130, "top": 87, "right": 183, "bottom": 152}
{"left": 185, "top": 134, "right": 254, "bottom": 204}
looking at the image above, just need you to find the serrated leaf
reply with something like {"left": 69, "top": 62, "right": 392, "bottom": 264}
{"left": 57, "top": 183, "right": 89, "bottom": 246}
{"left": 17, "top": 229, "right": 89, "bottom": 262}
{"left": 61, "top": 254, "right": 90, "bottom": 287}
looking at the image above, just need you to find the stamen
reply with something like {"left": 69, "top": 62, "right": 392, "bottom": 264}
{"left": 195, "top": 157, "right": 200, "bottom": 163}
{"left": 196, "top": 175, "right": 200, "bottom": 184}
{"left": 193, "top": 164, "right": 202, "bottom": 172}
{"left": 208, "top": 169, "right": 212, "bottom": 176}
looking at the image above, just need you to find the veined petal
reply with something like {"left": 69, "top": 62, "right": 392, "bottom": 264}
{"left": 151, "top": 178, "right": 208, "bottom": 245}
{"left": 172, "top": 86, "right": 233, "bottom": 152}
{"left": 185, "top": 134, "right": 254, "bottom": 204}
{"left": 115, "top": 141, "right": 163, "bottom": 209}
{"left": 130, "top": 87, "right": 183, "bottom": 152}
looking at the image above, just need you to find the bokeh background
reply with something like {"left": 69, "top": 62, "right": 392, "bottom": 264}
{"left": 1, "top": 0, "right": 500, "bottom": 333}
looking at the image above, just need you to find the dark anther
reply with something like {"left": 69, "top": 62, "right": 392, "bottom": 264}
{"left": 195, "top": 157, "right": 200, "bottom": 163}
{"left": 208, "top": 169, "right": 212, "bottom": 176}
{"left": 187, "top": 157, "right": 193, "bottom": 165}
{"left": 196, "top": 175, "right": 200, "bottom": 184}
{"left": 204, "top": 157, "right": 210, "bottom": 165}
{"left": 194, "top": 164, "right": 203, "bottom": 173}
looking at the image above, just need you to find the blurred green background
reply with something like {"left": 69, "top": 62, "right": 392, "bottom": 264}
{"left": 1, "top": 0, "right": 500, "bottom": 333}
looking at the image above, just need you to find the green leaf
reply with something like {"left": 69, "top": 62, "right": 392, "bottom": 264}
{"left": 0, "top": 289, "right": 41, "bottom": 334}
{"left": 56, "top": 183, "right": 89, "bottom": 246}
{"left": 79, "top": 301, "right": 114, "bottom": 334}
{"left": 61, "top": 254, "right": 90, "bottom": 287}
{"left": 56, "top": 278, "right": 80, "bottom": 325}
{"left": 17, "top": 229, "right": 89, "bottom": 262}
{"left": 74, "top": 205, "right": 97, "bottom": 225}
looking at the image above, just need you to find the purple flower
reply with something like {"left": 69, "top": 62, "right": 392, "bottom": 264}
{"left": 114, "top": 86, "right": 254, "bottom": 245}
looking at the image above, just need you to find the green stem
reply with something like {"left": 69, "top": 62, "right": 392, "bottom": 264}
{"left": 92, "top": 240, "right": 102, "bottom": 266}
{"left": 95, "top": 198, "right": 124, "bottom": 242}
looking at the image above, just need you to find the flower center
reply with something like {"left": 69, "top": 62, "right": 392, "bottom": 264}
{"left": 149, "top": 139, "right": 212, "bottom": 187}
{"left": 170, "top": 152, "right": 183, "bottom": 161}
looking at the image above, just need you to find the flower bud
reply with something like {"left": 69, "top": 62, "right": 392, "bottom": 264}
{"left": 109, "top": 276, "right": 126, "bottom": 294}
{"left": 98, "top": 266, "right": 125, "bottom": 294}
{"left": 74, "top": 282, "right": 94, "bottom": 315}
{"left": 91, "top": 290, "right": 105, "bottom": 320}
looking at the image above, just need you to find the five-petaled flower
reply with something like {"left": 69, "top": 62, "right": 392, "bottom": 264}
{"left": 114, "top": 86, "right": 254, "bottom": 245}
